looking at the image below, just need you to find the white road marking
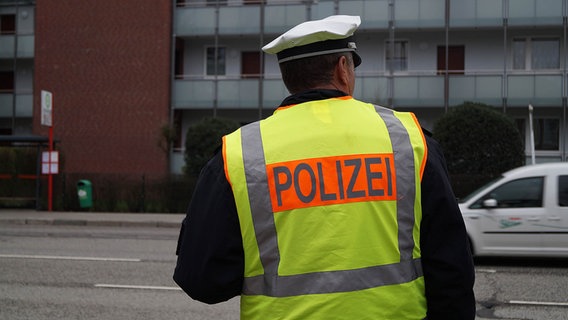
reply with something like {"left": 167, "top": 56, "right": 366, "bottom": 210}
{"left": 0, "top": 254, "right": 141, "bottom": 262}
{"left": 476, "top": 268, "right": 497, "bottom": 273}
{"left": 509, "top": 300, "right": 568, "bottom": 307}
{"left": 95, "top": 284, "right": 182, "bottom": 291}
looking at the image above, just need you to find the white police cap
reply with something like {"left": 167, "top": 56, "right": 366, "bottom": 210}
{"left": 262, "top": 15, "right": 362, "bottom": 67}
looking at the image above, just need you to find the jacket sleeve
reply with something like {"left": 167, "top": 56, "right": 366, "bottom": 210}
{"left": 420, "top": 135, "right": 477, "bottom": 319}
{"left": 173, "top": 150, "right": 244, "bottom": 304}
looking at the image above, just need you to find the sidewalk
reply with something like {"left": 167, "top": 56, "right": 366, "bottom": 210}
{"left": 0, "top": 209, "right": 185, "bottom": 228}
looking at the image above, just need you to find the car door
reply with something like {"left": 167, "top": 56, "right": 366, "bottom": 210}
{"left": 541, "top": 174, "right": 568, "bottom": 255}
{"left": 470, "top": 176, "right": 546, "bottom": 254}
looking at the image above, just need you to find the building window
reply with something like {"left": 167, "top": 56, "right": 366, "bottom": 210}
{"left": 534, "top": 118, "right": 559, "bottom": 150}
{"left": 512, "top": 40, "right": 526, "bottom": 69}
{"left": 0, "top": 128, "right": 12, "bottom": 136}
{"left": 206, "top": 46, "right": 226, "bottom": 76}
{"left": 516, "top": 118, "right": 560, "bottom": 151}
{"left": 437, "top": 45, "right": 465, "bottom": 75}
{"left": 0, "top": 71, "right": 14, "bottom": 93}
{"left": 513, "top": 38, "right": 560, "bottom": 70}
{"left": 515, "top": 118, "right": 526, "bottom": 149}
{"left": 173, "top": 110, "right": 183, "bottom": 152}
{"left": 532, "top": 39, "right": 559, "bottom": 69}
{"left": 0, "top": 14, "right": 16, "bottom": 35}
{"left": 175, "top": 38, "right": 185, "bottom": 79}
{"left": 241, "top": 51, "right": 261, "bottom": 78}
{"left": 385, "top": 40, "right": 408, "bottom": 72}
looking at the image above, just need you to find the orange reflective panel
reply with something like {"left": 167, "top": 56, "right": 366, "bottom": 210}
{"left": 266, "top": 153, "right": 396, "bottom": 212}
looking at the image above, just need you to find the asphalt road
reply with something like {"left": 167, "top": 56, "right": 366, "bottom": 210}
{"left": 1, "top": 223, "right": 567, "bottom": 319}
{"left": 0, "top": 224, "right": 239, "bottom": 320}
{"left": 472, "top": 257, "right": 568, "bottom": 319}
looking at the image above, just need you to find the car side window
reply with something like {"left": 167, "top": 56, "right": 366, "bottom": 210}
{"left": 559, "top": 175, "right": 568, "bottom": 207}
{"left": 471, "top": 177, "right": 544, "bottom": 209}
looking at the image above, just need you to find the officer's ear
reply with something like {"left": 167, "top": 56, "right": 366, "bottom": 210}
{"left": 335, "top": 55, "right": 351, "bottom": 88}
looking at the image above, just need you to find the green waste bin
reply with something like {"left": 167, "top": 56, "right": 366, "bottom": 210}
{"left": 77, "top": 180, "right": 93, "bottom": 208}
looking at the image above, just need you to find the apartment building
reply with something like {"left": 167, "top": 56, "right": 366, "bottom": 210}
{"left": 1, "top": 0, "right": 33, "bottom": 136}
{"left": 172, "top": 0, "right": 568, "bottom": 172}
{"left": 1, "top": 0, "right": 566, "bottom": 177}
{"left": 1, "top": 0, "right": 171, "bottom": 178}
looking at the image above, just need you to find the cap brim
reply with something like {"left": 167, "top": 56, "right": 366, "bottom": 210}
{"left": 353, "top": 51, "right": 361, "bottom": 67}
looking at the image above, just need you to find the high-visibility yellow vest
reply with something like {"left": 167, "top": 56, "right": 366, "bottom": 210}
{"left": 223, "top": 97, "right": 428, "bottom": 320}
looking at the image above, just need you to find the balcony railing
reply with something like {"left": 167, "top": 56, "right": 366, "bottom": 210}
{"left": 173, "top": 71, "right": 566, "bottom": 110}
{"left": 0, "top": 35, "right": 34, "bottom": 58}
{"left": 0, "top": 93, "right": 33, "bottom": 118}
{"left": 450, "top": 0, "right": 564, "bottom": 27}
{"left": 448, "top": 74, "right": 503, "bottom": 106}
{"left": 507, "top": 0, "right": 564, "bottom": 26}
{"left": 173, "top": 76, "right": 287, "bottom": 108}
{"left": 506, "top": 73, "right": 563, "bottom": 106}
{"left": 174, "top": 0, "right": 565, "bottom": 36}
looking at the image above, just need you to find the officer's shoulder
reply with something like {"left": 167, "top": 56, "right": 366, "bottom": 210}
{"left": 421, "top": 127, "right": 433, "bottom": 137}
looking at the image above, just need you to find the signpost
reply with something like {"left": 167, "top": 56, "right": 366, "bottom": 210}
{"left": 41, "top": 90, "right": 52, "bottom": 127}
{"left": 41, "top": 90, "right": 56, "bottom": 211}
{"left": 528, "top": 104, "right": 536, "bottom": 165}
{"left": 42, "top": 151, "right": 59, "bottom": 175}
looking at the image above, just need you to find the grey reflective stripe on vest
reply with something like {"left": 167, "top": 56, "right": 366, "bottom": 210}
{"left": 240, "top": 122, "right": 281, "bottom": 278}
{"left": 373, "top": 105, "right": 417, "bottom": 261}
{"left": 240, "top": 106, "right": 421, "bottom": 297}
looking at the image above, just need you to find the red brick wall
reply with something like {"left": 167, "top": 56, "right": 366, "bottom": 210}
{"left": 33, "top": 0, "right": 172, "bottom": 179}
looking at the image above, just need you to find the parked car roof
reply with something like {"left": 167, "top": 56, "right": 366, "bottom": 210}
{"left": 502, "top": 162, "right": 568, "bottom": 178}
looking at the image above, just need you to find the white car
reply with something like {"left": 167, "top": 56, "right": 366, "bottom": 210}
{"left": 458, "top": 162, "right": 568, "bottom": 257}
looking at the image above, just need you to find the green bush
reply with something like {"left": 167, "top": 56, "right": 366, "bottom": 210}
{"left": 183, "top": 117, "right": 240, "bottom": 178}
{"left": 433, "top": 102, "right": 524, "bottom": 177}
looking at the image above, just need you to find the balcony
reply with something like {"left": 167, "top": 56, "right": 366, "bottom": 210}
{"left": 336, "top": 0, "right": 389, "bottom": 29}
{"left": 507, "top": 0, "right": 564, "bottom": 26}
{"left": 391, "top": 0, "right": 445, "bottom": 28}
{"left": 0, "top": 35, "right": 34, "bottom": 59}
{"left": 173, "top": 71, "right": 565, "bottom": 110}
{"left": 449, "top": 74, "right": 503, "bottom": 106}
{"left": 506, "top": 73, "right": 563, "bottom": 106}
{"left": 450, "top": 0, "right": 504, "bottom": 27}
{"left": 175, "top": 1, "right": 309, "bottom": 36}
{"left": 174, "top": 0, "right": 564, "bottom": 37}
{"left": 448, "top": 0, "right": 564, "bottom": 28}
{"left": 0, "top": 93, "right": 33, "bottom": 117}
{"left": 173, "top": 76, "right": 287, "bottom": 109}
{"left": 392, "top": 75, "right": 445, "bottom": 106}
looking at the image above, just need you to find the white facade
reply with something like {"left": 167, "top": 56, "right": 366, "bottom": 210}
{"left": 170, "top": 0, "right": 567, "bottom": 172}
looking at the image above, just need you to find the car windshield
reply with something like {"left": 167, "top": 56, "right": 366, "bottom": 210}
{"left": 458, "top": 175, "right": 504, "bottom": 203}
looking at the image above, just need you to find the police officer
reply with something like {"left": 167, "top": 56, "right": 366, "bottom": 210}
{"left": 174, "top": 15, "right": 475, "bottom": 320}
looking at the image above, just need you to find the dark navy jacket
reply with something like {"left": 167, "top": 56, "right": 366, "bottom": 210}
{"left": 174, "top": 89, "right": 476, "bottom": 320}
